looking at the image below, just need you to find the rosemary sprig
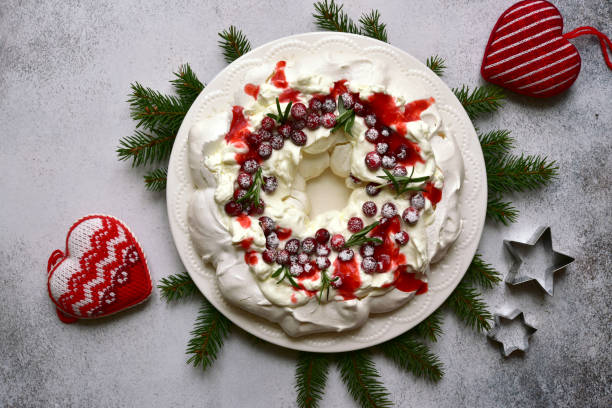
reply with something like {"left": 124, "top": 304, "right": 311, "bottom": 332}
{"left": 272, "top": 265, "right": 300, "bottom": 289}
{"left": 236, "top": 167, "right": 263, "bottom": 207}
{"left": 344, "top": 221, "right": 382, "bottom": 248}
{"left": 317, "top": 270, "right": 339, "bottom": 303}
{"left": 267, "top": 97, "right": 293, "bottom": 124}
{"left": 333, "top": 96, "right": 356, "bottom": 136}
{"left": 378, "top": 168, "right": 430, "bottom": 196}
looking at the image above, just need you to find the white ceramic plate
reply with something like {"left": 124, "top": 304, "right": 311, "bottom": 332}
{"left": 167, "top": 32, "right": 486, "bottom": 352}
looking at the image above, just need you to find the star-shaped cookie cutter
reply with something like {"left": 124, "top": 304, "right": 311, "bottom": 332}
{"left": 487, "top": 309, "right": 537, "bottom": 357}
{"left": 504, "top": 226, "right": 574, "bottom": 296}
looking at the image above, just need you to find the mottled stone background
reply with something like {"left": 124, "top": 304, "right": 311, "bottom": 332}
{"left": 1, "top": 0, "right": 610, "bottom": 406}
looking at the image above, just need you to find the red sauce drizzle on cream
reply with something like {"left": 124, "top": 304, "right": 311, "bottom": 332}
{"left": 279, "top": 88, "right": 301, "bottom": 102}
{"left": 332, "top": 257, "right": 361, "bottom": 300}
{"left": 236, "top": 214, "right": 251, "bottom": 228}
{"left": 330, "top": 79, "right": 349, "bottom": 97}
{"left": 393, "top": 265, "right": 428, "bottom": 294}
{"left": 271, "top": 61, "right": 288, "bottom": 88}
{"left": 290, "top": 293, "right": 297, "bottom": 304}
{"left": 422, "top": 182, "right": 442, "bottom": 206}
{"left": 224, "top": 106, "right": 250, "bottom": 144}
{"left": 370, "top": 216, "right": 407, "bottom": 273}
{"left": 240, "top": 237, "right": 254, "bottom": 250}
{"left": 244, "top": 83, "right": 260, "bottom": 100}
{"left": 244, "top": 251, "right": 258, "bottom": 265}
{"left": 275, "top": 227, "right": 292, "bottom": 240}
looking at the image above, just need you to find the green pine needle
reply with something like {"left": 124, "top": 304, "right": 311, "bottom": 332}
{"left": 186, "top": 298, "right": 232, "bottom": 371}
{"left": 313, "top": 0, "right": 361, "bottom": 34}
{"left": 425, "top": 55, "right": 447, "bottom": 77}
{"left": 128, "top": 82, "right": 189, "bottom": 131}
{"left": 218, "top": 26, "right": 252, "bottom": 64}
{"left": 486, "top": 195, "right": 519, "bottom": 225}
{"left": 463, "top": 254, "right": 502, "bottom": 289}
{"left": 411, "top": 308, "right": 443, "bottom": 342}
{"left": 479, "top": 129, "right": 514, "bottom": 160}
{"left": 171, "top": 63, "right": 205, "bottom": 104}
{"left": 446, "top": 281, "right": 493, "bottom": 332}
{"left": 144, "top": 168, "right": 168, "bottom": 192}
{"left": 295, "top": 352, "right": 330, "bottom": 408}
{"left": 380, "top": 334, "right": 444, "bottom": 382}
{"left": 359, "top": 10, "right": 388, "bottom": 42}
{"left": 452, "top": 85, "right": 505, "bottom": 120}
{"left": 337, "top": 351, "right": 393, "bottom": 408}
{"left": 117, "top": 127, "right": 175, "bottom": 167}
{"left": 157, "top": 272, "right": 197, "bottom": 301}
{"left": 486, "top": 153, "right": 558, "bottom": 194}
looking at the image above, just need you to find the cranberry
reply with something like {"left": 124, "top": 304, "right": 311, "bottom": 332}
{"left": 382, "top": 155, "right": 397, "bottom": 169}
{"left": 301, "top": 237, "right": 316, "bottom": 254}
{"left": 376, "top": 142, "right": 388, "bottom": 155}
{"left": 315, "top": 228, "right": 330, "bottom": 244}
{"left": 360, "top": 244, "right": 375, "bottom": 257}
{"left": 316, "top": 244, "right": 330, "bottom": 257}
{"left": 338, "top": 248, "right": 354, "bottom": 261}
{"left": 364, "top": 114, "right": 377, "bottom": 127}
{"left": 258, "top": 216, "right": 275, "bottom": 235}
{"left": 242, "top": 159, "right": 259, "bottom": 174}
{"left": 395, "top": 145, "right": 408, "bottom": 160}
{"left": 365, "top": 151, "right": 382, "bottom": 170}
{"left": 362, "top": 201, "right": 377, "bottom": 217}
{"left": 309, "top": 97, "right": 323, "bottom": 112}
{"left": 411, "top": 192, "right": 425, "bottom": 210}
{"left": 261, "top": 116, "right": 275, "bottom": 131}
{"left": 266, "top": 232, "right": 279, "bottom": 249}
{"left": 304, "top": 262, "right": 313, "bottom": 273}
{"left": 278, "top": 123, "right": 292, "bottom": 138}
{"left": 224, "top": 201, "right": 242, "bottom": 216}
{"left": 306, "top": 113, "right": 321, "bottom": 130}
{"left": 258, "top": 142, "right": 272, "bottom": 159}
{"left": 330, "top": 234, "right": 345, "bottom": 251}
{"left": 285, "top": 238, "right": 300, "bottom": 254}
{"left": 365, "top": 182, "right": 381, "bottom": 196}
{"left": 331, "top": 276, "right": 343, "bottom": 288}
{"left": 262, "top": 176, "right": 278, "bottom": 193}
{"left": 361, "top": 256, "right": 377, "bottom": 273}
{"left": 321, "top": 112, "right": 336, "bottom": 129}
{"left": 365, "top": 128, "right": 379, "bottom": 143}
{"left": 289, "top": 254, "right": 299, "bottom": 264}
{"left": 247, "top": 199, "right": 265, "bottom": 215}
{"left": 347, "top": 217, "right": 364, "bottom": 233}
{"left": 233, "top": 188, "right": 247, "bottom": 201}
{"left": 246, "top": 132, "right": 262, "bottom": 148}
{"left": 290, "top": 130, "right": 307, "bottom": 146}
{"left": 380, "top": 127, "right": 391, "bottom": 138}
{"left": 394, "top": 231, "right": 409, "bottom": 246}
{"left": 290, "top": 103, "right": 307, "bottom": 119}
{"left": 257, "top": 129, "right": 272, "bottom": 141}
{"left": 270, "top": 134, "right": 284, "bottom": 150}
{"left": 402, "top": 207, "right": 420, "bottom": 224}
{"left": 292, "top": 119, "right": 306, "bottom": 130}
{"left": 276, "top": 249, "right": 290, "bottom": 265}
{"left": 381, "top": 202, "right": 397, "bottom": 218}
{"left": 322, "top": 97, "right": 336, "bottom": 113}
{"left": 340, "top": 92, "right": 354, "bottom": 109}
{"left": 350, "top": 174, "right": 361, "bottom": 184}
{"left": 262, "top": 249, "right": 277, "bottom": 264}
{"left": 290, "top": 263, "right": 304, "bottom": 276}
{"left": 392, "top": 165, "right": 407, "bottom": 177}
{"left": 353, "top": 102, "right": 367, "bottom": 116}
{"left": 297, "top": 253, "right": 309, "bottom": 264}
{"left": 316, "top": 256, "right": 331, "bottom": 269}
{"left": 377, "top": 254, "right": 391, "bottom": 271}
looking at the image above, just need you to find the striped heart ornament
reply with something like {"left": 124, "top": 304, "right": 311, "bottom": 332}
{"left": 47, "top": 215, "right": 152, "bottom": 323}
{"left": 481, "top": 0, "right": 611, "bottom": 97}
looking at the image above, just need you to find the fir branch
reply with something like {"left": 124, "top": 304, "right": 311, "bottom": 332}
{"left": 313, "top": 0, "right": 361, "bottom": 34}
{"left": 479, "top": 129, "right": 514, "bottom": 159}
{"left": 171, "top": 63, "right": 205, "bottom": 104}
{"left": 380, "top": 334, "right": 444, "bottom": 382}
{"left": 186, "top": 298, "right": 232, "bottom": 371}
{"left": 157, "top": 271, "right": 197, "bottom": 302}
{"left": 128, "top": 82, "right": 189, "bottom": 131}
{"left": 463, "top": 253, "right": 502, "bottom": 289}
{"left": 411, "top": 308, "right": 443, "bottom": 342}
{"left": 452, "top": 85, "right": 505, "bottom": 120}
{"left": 337, "top": 351, "right": 393, "bottom": 408}
{"left": 426, "top": 55, "right": 447, "bottom": 77}
{"left": 144, "top": 168, "right": 167, "bottom": 192}
{"left": 117, "top": 128, "right": 175, "bottom": 167}
{"left": 218, "top": 26, "right": 252, "bottom": 64}
{"left": 446, "top": 281, "right": 493, "bottom": 332}
{"left": 486, "top": 195, "right": 518, "bottom": 225}
{"left": 359, "top": 10, "right": 388, "bottom": 43}
{"left": 486, "top": 154, "right": 558, "bottom": 194}
{"left": 296, "top": 352, "right": 330, "bottom": 408}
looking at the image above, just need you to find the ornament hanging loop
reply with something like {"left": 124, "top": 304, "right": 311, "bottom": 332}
{"left": 563, "top": 26, "right": 612, "bottom": 70}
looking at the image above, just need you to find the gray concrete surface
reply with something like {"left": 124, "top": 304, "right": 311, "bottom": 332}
{"left": 1, "top": 0, "right": 610, "bottom": 406}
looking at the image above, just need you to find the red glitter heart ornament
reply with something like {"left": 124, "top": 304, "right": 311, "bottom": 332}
{"left": 47, "top": 215, "right": 152, "bottom": 323}
{"left": 481, "top": 0, "right": 611, "bottom": 97}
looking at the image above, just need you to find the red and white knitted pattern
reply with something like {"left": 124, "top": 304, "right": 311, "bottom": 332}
{"left": 47, "top": 215, "right": 152, "bottom": 323}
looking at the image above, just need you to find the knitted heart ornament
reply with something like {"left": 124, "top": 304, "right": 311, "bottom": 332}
{"left": 47, "top": 215, "right": 152, "bottom": 323}
{"left": 481, "top": 0, "right": 611, "bottom": 97}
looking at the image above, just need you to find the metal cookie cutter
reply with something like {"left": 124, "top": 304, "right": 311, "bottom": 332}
{"left": 504, "top": 226, "right": 575, "bottom": 296}
{"left": 487, "top": 309, "right": 537, "bottom": 357}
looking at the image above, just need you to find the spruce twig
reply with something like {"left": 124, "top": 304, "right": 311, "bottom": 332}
{"left": 171, "top": 63, "right": 205, "bottom": 104}
{"left": 128, "top": 83, "right": 189, "bottom": 131}
{"left": 479, "top": 129, "right": 514, "bottom": 159}
{"left": 452, "top": 85, "right": 505, "bottom": 120}
{"left": 486, "top": 196, "right": 518, "bottom": 225}
{"left": 218, "top": 26, "right": 252, "bottom": 63}
{"left": 359, "top": 10, "right": 388, "bottom": 42}
{"left": 411, "top": 308, "right": 443, "bottom": 342}
{"left": 380, "top": 334, "right": 444, "bottom": 382}
{"left": 462, "top": 254, "right": 501, "bottom": 289}
{"left": 446, "top": 281, "right": 493, "bottom": 332}
{"left": 313, "top": 0, "right": 361, "bottom": 34}
{"left": 486, "top": 154, "right": 558, "bottom": 194}
{"left": 186, "top": 298, "right": 232, "bottom": 371}
{"left": 117, "top": 128, "right": 175, "bottom": 167}
{"left": 426, "top": 55, "right": 447, "bottom": 77}
{"left": 296, "top": 352, "right": 330, "bottom": 408}
{"left": 158, "top": 271, "right": 197, "bottom": 301}
{"left": 337, "top": 351, "right": 393, "bottom": 408}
